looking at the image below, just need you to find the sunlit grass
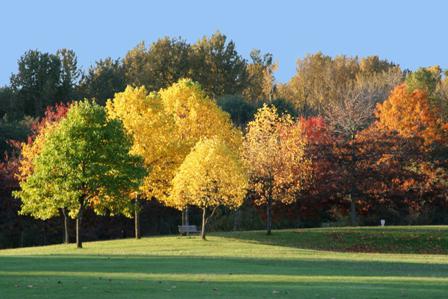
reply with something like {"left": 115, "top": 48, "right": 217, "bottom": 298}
{"left": 0, "top": 227, "right": 447, "bottom": 298}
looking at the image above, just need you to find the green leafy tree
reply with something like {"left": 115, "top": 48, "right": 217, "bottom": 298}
{"left": 406, "top": 66, "right": 441, "bottom": 95}
{"left": 0, "top": 117, "right": 31, "bottom": 155}
{"left": 8, "top": 49, "right": 81, "bottom": 118}
{"left": 10, "top": 50, "right": 62, "bottom": 117}
{"left": 124, "top": 38, "right": 191, "bottom": 92}
{"left": 124, "top": 32, "right": 248, "bottom": 98}
{"left": 270, "top": 98, "right": 298, "bottom": 118}
{"left": 14, "top": 100, "right": 146, "bottom": 248}
{"left": 56, "top": 49, "right": 80, "bottom": 102}
{"left": 217, "top": 95, "right": 257, "bottom": 127}
{"left": 405, "top": 66, "right": 448, "bottom": 121}
{"left": 77, "top": 58, "right": 126, "bottom": 105}
{"left": 0, "top": 87, "right": 17, "bottom": 120}
{"left": 190, "top": 32, "right": 248, "bottom": 97}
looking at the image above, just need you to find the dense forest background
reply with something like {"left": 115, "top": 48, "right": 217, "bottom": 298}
{"left": 1, "top": 32, "right": 447, "bottom": 248}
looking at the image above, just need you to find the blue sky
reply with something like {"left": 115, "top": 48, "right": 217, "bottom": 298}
{"left": 1, "top": 0, "right": 447, "bottom": 85}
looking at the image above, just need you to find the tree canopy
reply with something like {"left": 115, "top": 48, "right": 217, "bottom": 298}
{"left": 243, "top": 105, "right": 312, "bottom": 234}
{"left": 170, "top": 137, "right": 247, "bottom": 239}
{"left": 14, "top": 100, "right": 146, "bottom": 247}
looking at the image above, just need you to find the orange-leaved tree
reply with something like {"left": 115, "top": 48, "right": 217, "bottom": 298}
{"left": 376, "top": 84, "right": 447, "bottom": 145}
{"left": 375, "top": 82, "right": 448, "bottom": 220}
{"left": 243, "top": 105, "right": 312, "bottom": 235}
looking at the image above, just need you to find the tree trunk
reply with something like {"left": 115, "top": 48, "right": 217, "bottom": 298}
{"left": 349, "top": 193, "right": 357, "bottom": 226}
{"left": 349, "top": 137, "right": 358, "bottom": 226}
{"left": 181, "top": 209, "right": 185, "bottom": 236}
{"left": 181, "top": 206, "right": 190, "bottom": 236}
{"left": 201, "top": 207, "right": 207, "bottom": 240}
{"left": 296, "top": 201, "right": 301, "bottom": 228}
{"left": 266, "top": 197, "right": 272, "bottom": 235}
{"left": 76, "top": 207, "right": 83, "bottom": 249}
{"left": 233, "top": 208, "right": 241, "bottom": 231}
{"left": 42, "top": 221, "right": 47, "bottom": 245}
{"left": 134, "top": 199, "right": 141, "bottom": 239}
{"left": 62, "top": 208, "right": 69, "bottom": 244}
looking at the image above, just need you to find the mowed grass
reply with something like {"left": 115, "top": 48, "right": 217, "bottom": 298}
{"left": 0, "top": 226, "right": 447, "bottom": 298}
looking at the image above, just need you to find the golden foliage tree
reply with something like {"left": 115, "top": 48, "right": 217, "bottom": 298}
{"left": 107, "top": 86, "right": 177, "bottom": 200}
{"left": 106, "top": 86, "right": 177, "bottom": 238}
{"left": 243, "top": 105, "right": 312, "bottom": 235}
{"left": 170, "top": 137, "right": 247, "bottom": 239}
{"left": 107, "top": 79, "right": 242, "bottom": 236}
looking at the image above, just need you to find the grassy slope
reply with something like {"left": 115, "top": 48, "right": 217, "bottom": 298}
{"left": 0, "top": 226, "right": 447, "bottom": 299}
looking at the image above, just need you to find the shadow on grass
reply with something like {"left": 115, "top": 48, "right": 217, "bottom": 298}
{"left": 1, "top": 254, "right": 448, "bottom": 277}
{"left": 0, "top": 255, "right": 447, "bottom": 299}
{"left": 1, "top": 276, "right": 446, "bottom": 299}
{"left": 215, "top": 229, "right": 448, "bottom": 254}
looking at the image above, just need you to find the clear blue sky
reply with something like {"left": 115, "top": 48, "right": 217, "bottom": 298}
{"left": 1, "top": 0, "right": 447, "bottom": 85}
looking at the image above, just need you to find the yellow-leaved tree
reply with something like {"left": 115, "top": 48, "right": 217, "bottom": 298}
{"left": 107, "top": 85, "right": 177, "bottom": 238}
{"left": 170, "top": 137, "right": 248, "bottom": 240}
{"left": 158, "top": 78, "right": 241, "bottom": 151}
{"left": 243, "top": 105, "right": 312, "bottom": 235}
{"left": 107, "top": 79, "right": 242, "bottom": 237}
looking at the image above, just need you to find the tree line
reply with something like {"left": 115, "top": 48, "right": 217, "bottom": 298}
{"left": 1, "top": 32, "right": 447, "bottom": 248}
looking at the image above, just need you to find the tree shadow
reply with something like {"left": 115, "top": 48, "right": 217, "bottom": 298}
{"left": 0, "top": 255, "right": 447, "bottom": 299}
{"left": 214, "top": 229, "right": 448, "bottom": 254}
{"left": 1, "top": 254, "right": 447, "bottom": 277}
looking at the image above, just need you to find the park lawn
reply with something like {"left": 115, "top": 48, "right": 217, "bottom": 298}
{"left": 0, "top": 226, "right": 447, "bottom": 298}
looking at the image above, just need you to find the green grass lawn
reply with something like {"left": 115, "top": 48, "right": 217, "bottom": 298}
{"left": 0, "top": 226, "right": 447, "bottom": 298}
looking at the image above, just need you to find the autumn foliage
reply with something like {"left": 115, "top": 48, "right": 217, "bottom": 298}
{"left": 16, "top": 103, "right": 70, "bottom": 182}
{"left": 171, "top": 137, "right": 247, "bottom": 239}
{"left": 376, "top": 84, "right": 447, "bottom": 145}
{"left": 4, "top": 73, "right": 448, "bottom": 247}
{"left": 243, "top": 105, "right": 312, "bottom": 234}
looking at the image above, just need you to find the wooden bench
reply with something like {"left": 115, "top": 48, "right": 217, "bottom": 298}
{"left": 178, "top": 225, "right": 199, "bottom": 235}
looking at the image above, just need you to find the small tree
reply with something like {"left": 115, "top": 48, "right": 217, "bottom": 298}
{"left": 243, "top": 105, "right": 312, "bottom": 235}
{"left": 14, "top": 100, "right": 146, "bottom": 248}
{"left": 170, "top": 137, "right": 247, "bottom": 240}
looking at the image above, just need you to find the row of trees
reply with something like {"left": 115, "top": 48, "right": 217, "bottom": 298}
{"left": 1, "top": 32, "right": 448, "bottom": 248}
{"left": 0, "top": 32, "right": 274, "bottom": 121}
{"left": 12, "top": 73, "right": 448, "bottom": 246}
